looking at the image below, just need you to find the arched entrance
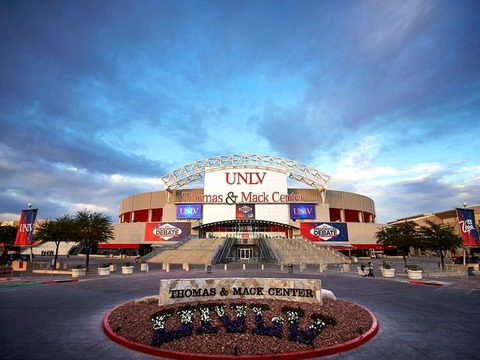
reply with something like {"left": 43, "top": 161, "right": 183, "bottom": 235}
{"left": 195, "top": 220, "right": 294, "bottom": 263}
{"left": 196, "top": 219, "right": 292, "bottom": 239}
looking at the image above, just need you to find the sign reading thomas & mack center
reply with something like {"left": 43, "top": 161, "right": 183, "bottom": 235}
{"left": 159, "top": 278, "right": 322, "bottom": 306}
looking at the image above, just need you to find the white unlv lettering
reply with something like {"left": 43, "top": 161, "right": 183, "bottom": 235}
{"left": 293, "top": 208, "right": 312, "bottom": 215}
{"left": 459, "top": 220, "right": 475, "bottom": 233}
{"left": 19, "top": 223, "right": 34, "bottom": 232}
{"left": 180, "top": 208, "right": 199, "bottom": 215}
{"left": 225, "top": 172, "right": 266, "bottom": 185}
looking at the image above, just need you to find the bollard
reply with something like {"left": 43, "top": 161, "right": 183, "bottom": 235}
{"left": 468, "top": 267, "right": 475, "bottom": 276}
{"left": 224, "top": 264, "right": 227, "bottom": 271}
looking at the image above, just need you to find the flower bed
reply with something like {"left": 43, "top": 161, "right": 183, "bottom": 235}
{"left": 105, "top": 297, "right": 376, "bottom": 358}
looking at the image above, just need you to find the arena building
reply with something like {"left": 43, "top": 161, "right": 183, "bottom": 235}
{"left": 105, "top": 154, "right": 385, "bottom": 261}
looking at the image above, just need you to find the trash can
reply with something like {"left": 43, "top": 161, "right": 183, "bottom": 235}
{"left": 467, "top": 267, "right": 475, "bottom": 276}
{"left": 288, "top": 264, "right": 293, "bottom": 273}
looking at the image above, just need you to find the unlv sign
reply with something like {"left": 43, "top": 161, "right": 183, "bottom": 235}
{"left": 225, "top": 172, "right": 266, "bottom": 185}
{"left": 185, "top": 169, "right": 305, "bottom": 205}
{"left": 290, "top": 204, "right": 316, "bottom": 219}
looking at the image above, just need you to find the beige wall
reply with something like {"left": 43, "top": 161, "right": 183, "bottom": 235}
{"left": 346, "top": 222, "right": 385, "bottom": 245}
{"left": 113, "top": 222, "right": 146, "bottom": 244}
{"left": 325, "top": 190, "right": 375, "bottom": 214}
{"left": 119, "top": 189, "right": 376, "bottom": 218}
{"left": 112, "top": 221, "right": 384, "bottom": 246}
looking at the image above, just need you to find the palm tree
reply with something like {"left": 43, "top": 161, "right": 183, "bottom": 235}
{"left": 418, "top": 219, "right": 463, "bottom": 271}
{"left": 74, "top": 210, "right": 115, "bottom": 269}
{"left": 375, "top": 221, "right": 421, "bottom": 269}
{"left": 35, "top": 214, "right": 76, "bottom": 269}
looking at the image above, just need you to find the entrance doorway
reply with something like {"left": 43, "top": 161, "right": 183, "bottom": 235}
{"left": 238, "top": 248, "right": 253, "bottom": 260}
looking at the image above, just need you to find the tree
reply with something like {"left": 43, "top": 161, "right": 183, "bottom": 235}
{"left": 74, "top": 210, "right": 115, "bottom": 269}
{"left": 375, "top": 221, "right": 421, "bottom": 269}
{"left": 35, "top": 215, "right": 76, "bottom": 269}
{"left": 418, "top": 219, "right": 463, "bottom": 271}
{"left": 0, "top": 224, "right": 18, "bottom": 265}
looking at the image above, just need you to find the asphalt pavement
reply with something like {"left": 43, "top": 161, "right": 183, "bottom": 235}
{"left": 0, "top": 256, "right": 479, "bottom": 360}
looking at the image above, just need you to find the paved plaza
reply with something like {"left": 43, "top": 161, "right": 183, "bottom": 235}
{"left": 1, "top": 256, "right": 479, "bottom": 360}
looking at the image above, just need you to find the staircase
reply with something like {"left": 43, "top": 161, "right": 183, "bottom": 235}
{"left": 264, "top": 237, "right": 350, "bottom": 265}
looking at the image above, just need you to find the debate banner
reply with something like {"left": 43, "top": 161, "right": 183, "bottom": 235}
{"left": 300, "top": 222, "right": 348, "bottom": 242}
{"left": 145, "top": 222, "right": 191, "bottom": 242}
{"left": 236, "top": 204, "right": 255, "bottom": 220}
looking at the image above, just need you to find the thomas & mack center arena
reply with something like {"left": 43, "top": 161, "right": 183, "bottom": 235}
{"left": 105, "top": 154, "right": 384, "bottom": 265}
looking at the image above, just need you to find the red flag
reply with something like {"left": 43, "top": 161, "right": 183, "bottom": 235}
{"left": 456, "top": 208, "right": 480, "bottom": 246}
{"left": 15, "top": 209, "right": 38, "bottom": 246}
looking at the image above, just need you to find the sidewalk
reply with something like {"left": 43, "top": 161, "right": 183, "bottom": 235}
{"left": 2, "top": 258, "right": 480, "bottom": 290}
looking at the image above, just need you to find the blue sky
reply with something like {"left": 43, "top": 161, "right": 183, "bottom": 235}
{"left": 1, "top": 0, "right": 479, "bottom": 224}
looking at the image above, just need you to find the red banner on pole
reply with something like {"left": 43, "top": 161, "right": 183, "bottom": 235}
{"left": 455, "top": 208, "right": 480, "bottom": 246}
{"left": 15, "top": 209, "right": 38, "bottom": 246}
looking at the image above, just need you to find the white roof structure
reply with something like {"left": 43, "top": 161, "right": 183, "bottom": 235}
{"left": 161, "top": 154, "right": 331, "bottom": 193}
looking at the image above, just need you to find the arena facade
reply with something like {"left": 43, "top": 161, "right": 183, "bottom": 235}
{"left": 105, "top": 154, "right": 385, "bottom": 258}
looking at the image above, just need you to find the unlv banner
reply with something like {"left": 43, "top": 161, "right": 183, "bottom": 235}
{"left": 456, "top": 208, "right": 480, "bottom": 246}
{"left": 290, "top": 204, "right": 315, "bottom": 219}
{"left": 300, "top": 222, "right": 348, "bottom": 242}
{"left": 177, "top": 204, "right": 202, "bottom": 219}
{"left": 15, "top": 209, "right": 38, "bottom": 246}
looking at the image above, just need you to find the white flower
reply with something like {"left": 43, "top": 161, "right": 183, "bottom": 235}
{"left": 271, "top": 316, "right": 284, "bottom": 324}
{"left": 152, "top": 313, "right": 172, "bottom": 330}
{"left": 199, "top": 307, "right": 211, "bottom": 322}
{"left": 214, "top": 305, "right": 226, "bottom": 317}
{"left": 178, "top": 309, "right": 194, "bottom": 324}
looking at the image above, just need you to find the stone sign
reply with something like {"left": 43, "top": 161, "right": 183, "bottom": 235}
{"left": 159, "top": 278, "right": 322, "bottom": 305}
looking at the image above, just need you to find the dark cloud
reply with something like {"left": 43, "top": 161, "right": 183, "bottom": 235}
{"left": 1, "top": 0, "right": 479, "bottom": 221}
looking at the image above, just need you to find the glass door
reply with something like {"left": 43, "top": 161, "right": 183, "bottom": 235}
{"left": 238, "top": 248, "right": 253, "bottom": 260}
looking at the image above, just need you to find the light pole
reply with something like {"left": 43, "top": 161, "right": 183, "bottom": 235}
{"left": 462, "top": 202, "right": 468, "bottom": 265}
{"left": 27, "top": 203, "right": 33, "bottom": 262}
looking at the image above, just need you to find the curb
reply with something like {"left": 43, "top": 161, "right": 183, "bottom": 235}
{"left": 0, "top": 278, "right": 80, "bottom": 288}
{"left": 103, "top": 301, "right": 379, "bottom": 360}
{"left": 43, "top": 279, "right": 80, "bottom": 284}
{"left": 408, "top": 280, "right": 446, "bottom": 287}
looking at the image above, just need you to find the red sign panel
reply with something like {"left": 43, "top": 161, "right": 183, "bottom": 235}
{"left": 144, "top": 222, "right": 191, "bottom": 242}
{"left": 236, "top": 204, "right": 255, "bottom": 220}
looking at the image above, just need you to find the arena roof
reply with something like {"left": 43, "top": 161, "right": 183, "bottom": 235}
{"left": 160, "top": 154, "right": 331, "bottom": 193}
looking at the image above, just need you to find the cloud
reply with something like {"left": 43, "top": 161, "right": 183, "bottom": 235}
{"left": 0, "top": 0, "right": 479, "bottom": 224}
